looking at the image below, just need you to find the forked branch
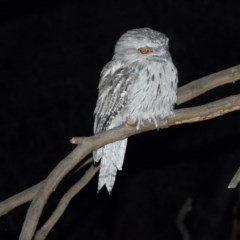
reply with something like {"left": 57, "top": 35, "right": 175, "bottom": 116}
{"left": 0, "top": 65, "right": 239, "bottom": 240}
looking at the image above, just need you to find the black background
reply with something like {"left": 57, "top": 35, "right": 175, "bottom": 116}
{"left": 0, "top": 0, "right": 240, "bottom": 239}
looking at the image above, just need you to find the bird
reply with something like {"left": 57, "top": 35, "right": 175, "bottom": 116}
{"left": 93, "top": 28, "right": 178, "bottom": 193}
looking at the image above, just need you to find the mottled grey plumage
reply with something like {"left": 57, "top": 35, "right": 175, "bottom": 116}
{"left": 93, "top": 28, "right": 178, "bottom": 193}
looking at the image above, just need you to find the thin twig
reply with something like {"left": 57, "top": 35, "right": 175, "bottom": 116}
{"left": 228, "top": 168, "right": 240, "bottom": 189}
{"left": 176, "top": 198, "right": 192, "bottom": 240}
{"left": 34, "top": 165, "right": 99, "bottom": 240}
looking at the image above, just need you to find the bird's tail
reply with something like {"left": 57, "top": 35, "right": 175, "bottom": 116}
{"left": 93, "top": 138, "right": 128, "bottom": 193}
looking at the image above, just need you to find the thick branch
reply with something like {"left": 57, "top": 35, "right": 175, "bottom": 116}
{"left": 0, "top": 65, "right": 238, "bottom": 239}
{"left": 172, "top": 95, "right": 240, "bottom": 126}
{"left": 0, "top": 182, "right": 43, "bottom": 216}
{"left": 1, "top": 65, "right": 239, "bottom": 219}
{"left": 177, "top": 65, "right": 240, "bottom": 105}
{"left": 0, "top": 158, "right": 92, "bottom": 217}
{"left": 19, "top": 94, "right": 240, "bottom": 240}
{"left": 34, "top": 165, "right": 99, "bottom": 240}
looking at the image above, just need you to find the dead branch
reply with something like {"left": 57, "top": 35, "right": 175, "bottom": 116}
{"left": 177, "top": 65, "right": 240, "bottom": 105}
{"left": 1, "top": 65, "right": 239, "bottom": 218}
{"left": 34, "top": 165, "right": 99, "bottom": 240}
{"left": 176, "top": 198, "right": 192, "bottom": 240}
{"left": 229, "top": 167, "right": 240, "bottom": 189}
{"left": 0, "top": 157, "right": 92, "bottom": 218}
{"left": 0, "top": 182, "right": 43, "bottom": 216}
{"left": 20, "top": 94, "right": 240, "bottom": 240}
{"left": 0, "top": 65, "right": 239, "bottom": 239}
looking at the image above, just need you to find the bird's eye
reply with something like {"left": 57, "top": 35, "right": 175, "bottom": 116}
{"left": 138, "top": 48, "right": 150, "bottom": 54}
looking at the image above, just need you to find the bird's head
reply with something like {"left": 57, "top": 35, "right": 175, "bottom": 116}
{"left": 113, "top": 28, "right": 170, "bottom": 63}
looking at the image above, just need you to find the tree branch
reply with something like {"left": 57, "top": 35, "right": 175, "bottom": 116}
{"left": 0, "top": 65, "right": 239, "bottom": 239}
{"left": 177, "top": 65, "right": 240, "bottom": 105}
{"left": 0, "top": 157, "right": 92, "bottom": 217}
{"left": 176, "top": 198, "right": 192, "bottom": 240}
{"left": 20, "top": 94, "right": 240, "bottom": 240}
{"left": 34, "top": 165, "right": 99, "bottom": 240}
{"left": 1, "top": 65, "right": 239, "bottom": 218}
{"left": 0, "top": 182, "right": 43, "bottom": 216}
{"left": 228, "top": 167, "right": 240, "bottom": 189}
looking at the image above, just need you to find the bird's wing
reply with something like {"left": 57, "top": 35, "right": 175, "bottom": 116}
{"left": 94, "top": 60, "right": 134, "bottom": 134}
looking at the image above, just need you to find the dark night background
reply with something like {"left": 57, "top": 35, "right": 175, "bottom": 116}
{"left": 0, "top": 0, "right": 240, "bottom": 239}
